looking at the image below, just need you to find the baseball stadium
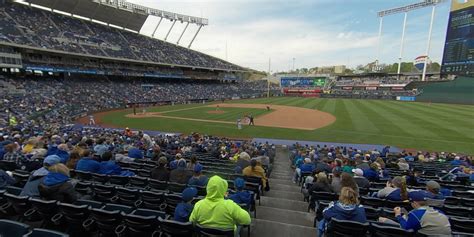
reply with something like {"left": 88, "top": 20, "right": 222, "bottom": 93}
{"left": 0, "top": 0, "right": 473, "bottom": 237}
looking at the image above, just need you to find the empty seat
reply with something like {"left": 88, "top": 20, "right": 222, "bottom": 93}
{"left": 0, "top": 219, "right": 30, "bottom": 237}
{"left": 113, "top": 187, "right": 140, "bottom": 207}
{"left": 370, "top": 222, "right": 415, "bottom": 237}
{"left": 148, "top": 179, "right": 168, "bottom": 191}
{"left": 443, "top": 205, "right": 472, "bottom": 217}
{"left": 75, "top": 170, "right": 92, "bottom": 181}
{"left": 52, "top": 203, "right": 91, "bottom": 234}
{"left": 83, "top": 204, "right": 133, "bottom": 237}
{"left": 309, "top": 191, "right": 336, "bottom": 211}
{"left": 109, "top": 175, "right": 129, "bottom": 186}
{"left": 461, "top": 198, "right": 474, "bottom": 208}
{"left": 364, "top": 206, "right": 381, "bottom": 221}
{"left": 450, "top": 217, "right": 474, "bottom": 233}
{"left": 92, "top": 173, "right": 109, "bottom": 184}
{"left": 24, "top": 198, "right": 58, "bottom": 226}
{"left": 445, "top": 196, "right": 461, "bottom": 206}
{"left": 140, "top": 191, "right": 163, "bottom": 209}
{"left": 167, "top": 182, "right": 187, "bottom": 194}
{"left": 74, "top": 182, "right": 92, "bottom": 196}
{"left": 326, "top": 218, "right": 369, "bottom": 237}
{"left": 129, "top": 176, "right": 148, "bottom": 187}
{"left": 158, "top": 216, "right": 193, "bottom": 237}
{"left": 360, "top": 196, "right": 385, "bottom": 207}
{"left": 92, "top": 184, "right": 116, "bottom": 202}
{"left": 2, "top": 193, "right": 31, "bottom": 219}
{"left": 24, "top": 228, "right": 69, "bottom": 237}
{"left": 116, "top": 208, "right": 165, "bottom": 237}
{"left": 73, "top": 199, "right": 103, "bottom": 209}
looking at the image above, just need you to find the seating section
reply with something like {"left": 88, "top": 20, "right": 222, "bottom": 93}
{"left": 0, "top": 2, "right": 240, "bottom": 71}
{"left": 289, "top": 144, "right": 474, "bottom": 236}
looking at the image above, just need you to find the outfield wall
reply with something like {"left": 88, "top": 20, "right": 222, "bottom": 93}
{"left": 416, "top": 77, "right": 474, "bottom": 104}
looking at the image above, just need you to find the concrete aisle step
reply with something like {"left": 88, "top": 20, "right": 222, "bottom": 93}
{"left": 248, "top": 146, "right": 317, "bottom": 237}
{"left": 271, "top": 183, "right": 302, "bottom": 193}
{"left": 269, "top": 177, "right": 295, "bottom": 186}
{"left": 256, "top": 206, "right": 314, "bottom": 227}
{"left": 260, "top": 196, "right": 309, "bottom": 213}
{"left": 265, "top": 189, "right": 303, "bottom": 201}
{"left": 250, "top": 219, "right": 316, "bottom": 237}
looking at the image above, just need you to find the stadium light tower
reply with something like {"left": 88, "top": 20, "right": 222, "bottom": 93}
{"left": 376, "top": 0, "right": 447, "bottom": 81}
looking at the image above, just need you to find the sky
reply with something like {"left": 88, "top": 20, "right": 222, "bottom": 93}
{"left": 129, "top": 0, "right": 451, "bottom": 72}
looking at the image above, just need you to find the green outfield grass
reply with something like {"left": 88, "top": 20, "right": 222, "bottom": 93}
{"left": 160, "top": 106, "right": 272, "bottom": 122}
{"left": 100, "top": 97, "right": 474, "bottom": 154}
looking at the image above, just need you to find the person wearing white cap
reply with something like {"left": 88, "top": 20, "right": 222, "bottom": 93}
{"left": 293, "top": 158, "right": 314, "bottom": 183}
{"left": 352, "top": 168, "right": 370, "bottom": 190}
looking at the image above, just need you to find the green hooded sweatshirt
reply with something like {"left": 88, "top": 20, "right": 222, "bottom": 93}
{"left": 190, "top": 175, "right": 251, "bottom": 230}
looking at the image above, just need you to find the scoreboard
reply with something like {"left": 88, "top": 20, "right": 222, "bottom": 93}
{"left": 280, "top": 77, "right": 326, "bottom": 87}
{"left": 441, "top": 1, "right": 474, "bottom": 75}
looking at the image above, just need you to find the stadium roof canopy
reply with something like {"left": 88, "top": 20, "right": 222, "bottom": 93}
{"left": 22, "top": 0, "right": 208, "bottom": 32}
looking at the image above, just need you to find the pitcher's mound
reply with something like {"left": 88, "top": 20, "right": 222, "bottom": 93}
{"left": 207, "top": 110, "right": 225, "bottom": 114}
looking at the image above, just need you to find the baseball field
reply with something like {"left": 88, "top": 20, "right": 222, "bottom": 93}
{"left": 85, "top": 97, "right": 474, "bottom": 154}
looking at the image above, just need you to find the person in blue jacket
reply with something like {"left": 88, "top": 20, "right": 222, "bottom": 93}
{"left": 387, "top": 191, "right": 451, "bottom": 236}
{"left": 188, "top": 164, "right": 208, "bottom": 187}
{"left": 228, "top": 178, "right": 252, "bottom": 206}
{"left": 0, "top": 168, "right": 15, "bottom": 188}
{"left": 75, "top": 150, "right": 100, "bottom": 173}
{"left": 98, "top": 151, "right": 122, "bottom": 175}
{"left": 174, "top": 187, "right": 198, "bottom": 222}
{"left": 20, "top": 155, "right": 60, "bottom": 197}
{"left": 319, "top": 187, "right": 367, "bottom": 236}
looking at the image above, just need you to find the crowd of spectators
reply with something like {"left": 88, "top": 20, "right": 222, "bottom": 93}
{"left": 335, "top": 78, "right": 412, "bottom": 87}
{"left": 0, "top": 75, "right": 274, "bottom": 128}
{"left": 290, "top": 143, "right": 473, "bottom": 236}
{"left": 0, "top": 124, "right": 275, "bottom": 233}
{"left": 0, "top": 2, "right": 241, "bottom": 70}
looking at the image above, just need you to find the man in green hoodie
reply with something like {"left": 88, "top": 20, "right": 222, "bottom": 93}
{"left": 190, "top": 175, "right": 251, "bottom": 236}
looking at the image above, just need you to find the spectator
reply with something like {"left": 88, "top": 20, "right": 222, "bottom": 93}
{"left": 352, "top": 168, "right": 370, "bottom": 191}
{"left": 187, "top": 155, "right": 198, "bottom": 170}
{"left": 3, "top": 143, "right": 24, "bottom": 165}
{"left": 380, "top": 191, "right": 451, "bottom": 236}
{"left": 190, "top": 176, "right": 251, "bottom": 234}
{"left": 342, "top": 159, "right": 355, "bottom": 175}
{"left": 93, "top": 138, "right": 109, "bottom": 157}
{"left": 363, "top": 163, "right": 379, "bottom": 182}
{"left": 98, "top": 151, "right": 122, "bottom": 175}
{"left": 331, "top": 167, "right": 343, "bottom": 194}
{"left": 38, "top": 163, "right": 78, "bottom": 203}
{"left": 397, "top": 158, "right": 410, "bottom": 171}
{"left": 169, "top": 159, "right": 192, "bottom": 184}
{"left": 228, "top": 178, "right": 252, "bottom": 206}
{"left": 243, "top": 159, "right": 267, "bottom": 190}
{"left": 377, "top": 176, "right": 408, "bottom": 201}
{"left": 66, "top": 151, "right": 81, "bottom": 170}
{"left": 127, "top": 147, "right": 143, "bottom": 159}
{"left": 236, "top": 152, "right": 251, "bottom": 170}
{"left": 75, "top": 150, "right": 101, "bottom": 173}
{"left": 0, "top": 169, "right": 15, "bottom": 188}
{"left": 56, "top": 144, "right": 70, "bottom": 164}
{"left": 151, "top": 157, "right": 170, "bottom": 181}
{"left": 319, "top": 187, "right": 367, "bottom": 236}
{"left": 21, "top": 155, "right": 60, "bottom": 197}
{"left": 294, "top": 158, "right": 314, "bottom": 183}
{"left": 174, "top": 187, "right": 198, "bottom": 222}
{"left": 340, "top": 172, "right": 359, "bottom": 196}
{"left": 425, "top": 181, "right": 444, "bottom": 200}
{"left": 188, "top": 164, "right": 208, "bottom": 187}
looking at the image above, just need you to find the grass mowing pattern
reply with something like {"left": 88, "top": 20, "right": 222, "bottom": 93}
{"left": 100, "top": 98, "right": 474, "bottom": 154}
{"left": 161, "top": 106, "right": 272, "bottom": 122}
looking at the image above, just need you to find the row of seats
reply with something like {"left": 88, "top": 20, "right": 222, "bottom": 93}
{"left": 324, "top": 218, "right": 473, "bottom": 237}
{"left": 0, "top": 219, "right": 68, "bottom": 237}
{"left": 0, "top": 189, "right": 249, "bottom": 237}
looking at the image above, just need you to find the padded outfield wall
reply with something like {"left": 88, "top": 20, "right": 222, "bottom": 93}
{"left": 415, "top": 77, "right": 474, "bottom": 105}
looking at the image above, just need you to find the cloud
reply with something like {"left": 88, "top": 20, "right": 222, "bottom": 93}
{"left": 129, "top": 0, "right": 450, "bottom": 71}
